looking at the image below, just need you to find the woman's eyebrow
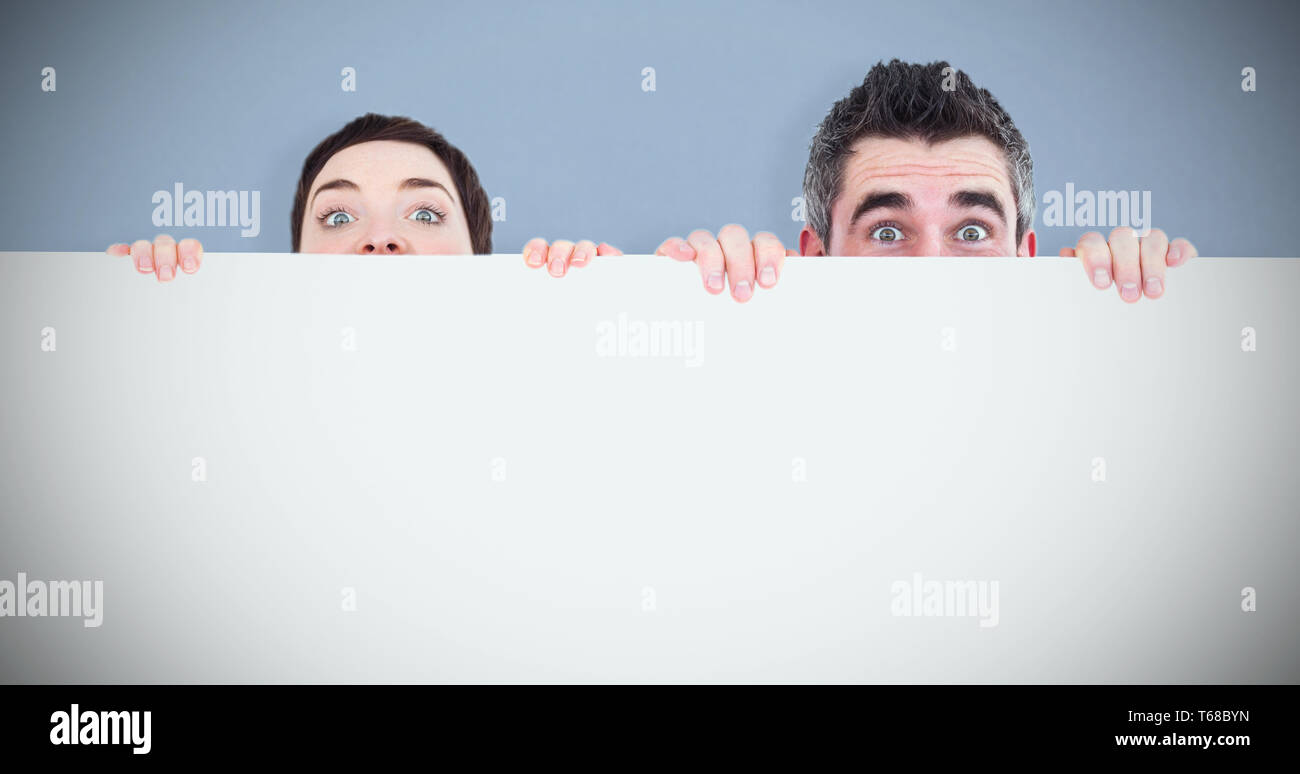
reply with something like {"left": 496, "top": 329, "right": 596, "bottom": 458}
{"left": 310, "top": 178, "right": 358, "bottom": 209}
{"left": 398, "top": 178, "right": 457, "bottom": 205}
{"left": 310, "top": 177, "right": 456, "bottom": 209}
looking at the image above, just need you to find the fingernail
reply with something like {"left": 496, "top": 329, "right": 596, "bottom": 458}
{"left": 1092, "top": 268, "right": 1110, "bottom": 288}
{"left": 1166, "top": 245, "right": 1181, "bottom": 265}
{"left": 139, "top": 259, "right": 153, "bottom": 272}
{"left": 706, "top": 272, "right": 724, "bottom": 292}
{"left": 1145, "top": 276, "right": 1162, "bottom": 297}
{"left": 548, "top": 259, "right": 565, "bottom": 277}
{"left": 759, "top": 266, "right": 777, "bottom": 286}
{"left": 734, "top": 280, "right": 752, "bottom": 300}
{"left": 182, "top": 257, "right": 196, "bottom": 272}
{"left": 526, "top": 249, "right": 543, "bottom": 267}
{"left": 572, "top": 249, "right": 587, "bottom": 266}
{"left": 159, "top": 265, "right": 174, "bottom": 281}
{"left": 1120, "top": 282, "right": 1139, "bottom": 302}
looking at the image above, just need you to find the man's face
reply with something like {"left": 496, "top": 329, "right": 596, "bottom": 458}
{"left": 300, "top": 140, "right": 475, "bottom": 255}
{"left": 802, "top": 135, "right": 1036, "bottom": 257}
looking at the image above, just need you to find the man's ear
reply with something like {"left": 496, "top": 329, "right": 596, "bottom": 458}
{"left": 799, "top": 225, "right": 826, "bottom": 257}
{"left": 1017, "top": 229, "right": 1037, "bottom": 258}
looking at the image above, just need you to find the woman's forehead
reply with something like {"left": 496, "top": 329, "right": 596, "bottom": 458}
{"left": 314, "top": 140, "right": 455, "bottom": 194}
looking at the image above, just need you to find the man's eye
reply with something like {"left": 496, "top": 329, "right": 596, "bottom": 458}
{"left": 871, "top": 226, "right": 902, "bottom": 242}
{"left": 409, "top": 208, "right": 442, "bottom": 224}
{"left": 322, "top": 211, "right": 354, "bottom": 228}
{"left": 957, "top": 224, "right": 988, "bottom": 241}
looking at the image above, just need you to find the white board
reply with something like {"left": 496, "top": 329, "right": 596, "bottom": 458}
{"left": 0, "top": 252, "right": 1295, "bottom": 683}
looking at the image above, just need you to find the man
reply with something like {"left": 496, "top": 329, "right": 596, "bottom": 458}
{"left": 538, "top": 59, "right": 1195, "bottom": 303}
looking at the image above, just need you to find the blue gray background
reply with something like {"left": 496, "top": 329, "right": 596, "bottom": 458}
{"left": 1, "top": 0, "right": 1297, "bottom": 255}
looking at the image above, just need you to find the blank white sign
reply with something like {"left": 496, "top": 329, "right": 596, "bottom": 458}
{"left": 0, "top": 252, "right": 1295, "bottom": 683}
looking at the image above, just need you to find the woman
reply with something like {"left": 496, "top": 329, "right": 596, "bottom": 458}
{"left": 107, "top": 112, "right": 619, "bottom": 277}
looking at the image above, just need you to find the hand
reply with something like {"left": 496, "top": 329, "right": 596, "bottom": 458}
{"left": 1060, "top": 228, "right": 1195, "bottom": 302}
{"left": 106, "top": 234, "right": 204, "bottom": 282}
{"left": 655, "top": 225, "right": 795, "bottom": 302}
{"left": 522, "top": 238, "right": 622, "bottom": 277}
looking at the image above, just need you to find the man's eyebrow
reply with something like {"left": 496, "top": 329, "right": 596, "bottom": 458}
{"left": 850, "top": 191, "right": 913, "bottom": 226}
{"left": 310, "top": 177, "right": 457, "bottom": 209}
{"left": 949, "top": 189, "right": 1007, "bottom": 223}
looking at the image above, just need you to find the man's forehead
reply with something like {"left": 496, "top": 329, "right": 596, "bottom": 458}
{"left": 837, "top": 135, "right": 1013, "bottom": 205}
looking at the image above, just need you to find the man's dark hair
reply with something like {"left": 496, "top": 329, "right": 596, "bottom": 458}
{"left": 291, "top": 113, "right": 492, "bottom": 253}
{"left": 803, "top": 59, "right": 1034, "bottom": 249}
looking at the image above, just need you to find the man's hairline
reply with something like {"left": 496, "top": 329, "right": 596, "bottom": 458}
{"left": 818, "top": 131, "right": 1025, "bottom": 246}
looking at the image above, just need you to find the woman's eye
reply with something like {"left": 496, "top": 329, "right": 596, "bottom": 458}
{"left": 957, "top": 224, "right": 988, "bottom": 241}
{"left": 409, "top": 208, "right": 442, "bottom": 224}
{"left": 323, "top": 211, "right": 354, "bottom": 228}
{"left": 871, "top": 226, "right": 903, "bottom": 242}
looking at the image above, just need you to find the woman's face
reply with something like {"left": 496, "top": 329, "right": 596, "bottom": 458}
{"left": 300, "top": 140, "right": 475, "bottom": 255}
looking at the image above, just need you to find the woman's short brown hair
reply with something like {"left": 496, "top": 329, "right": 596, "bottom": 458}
{"left": 291, "top": 113, "right": 492, "bottom": 253}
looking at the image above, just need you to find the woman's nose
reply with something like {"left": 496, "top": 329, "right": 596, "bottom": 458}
{"left": 359, "top": 222, "right": 407, "bottom": 254}
{"left": 361, "top": 240, "right": 401, "bottom": 254}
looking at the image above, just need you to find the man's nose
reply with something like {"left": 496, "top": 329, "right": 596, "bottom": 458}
{"left": 913, "top": 233, "right": 944, "bottom": 257}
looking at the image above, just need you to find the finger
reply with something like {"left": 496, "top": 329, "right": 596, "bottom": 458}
{"left": 785, "top": 248, "right": 798, "bottom": 257}
{"left": 152, "top": 234, "right": 178, "bottom": 282}
{"left": 546, "top": 239, "right": 575, "bottom": 277}
{"left": 596, "top": 242, "right": 622, "bottom": 256}
{"left": 1139, "top": 228, "right": 1169, "bottom": 299}
{"left": 130, "top": 239, "right": 155, "bottom": 274}
{"left": 1059, "top": 247, "right": 1076, "bottom": 258}
{"left": 753, "top": 231, "right": 786, "bottom": 289}
{"left": 1109, "top": 226, "right": 1141, "bottom": 303}
{"left": 570, "top": 240, "right": 597, "bottom": 268}
{"left": 1167, "top": 237, "right": 1197, "bottom": 268}
{"left": 178, "top": 238, "right": 203, "bottom": 273}
{"left": 1074, "top": 232, "right": 1110, "bottom": 289}
{"left": 716, "top": 224, "right": 756, "bottom": 302}
{"left": 686, "top": 230, "right": 725, "bottom": 294}
{"left": 655, "top": 236, "right": 696, "bottom": 263}
{"left": 106, "top": 243, "right": 131, "bottom": 257}
{"left": 522, "top": 237, "right": 548, "bottom": 268}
